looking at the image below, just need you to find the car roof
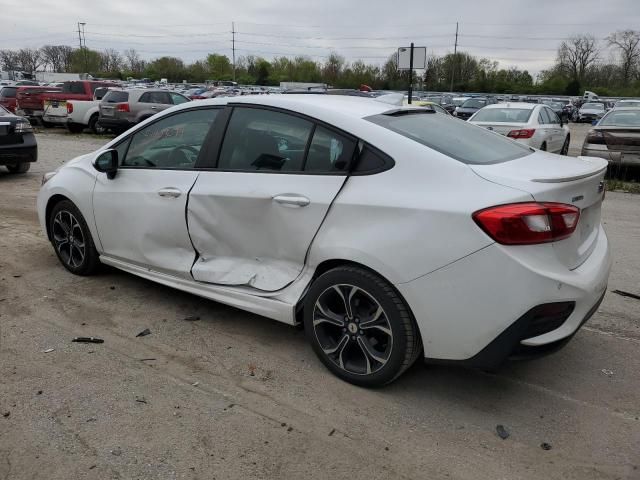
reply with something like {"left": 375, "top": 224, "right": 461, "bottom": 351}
{"left": 482, "top": 102, "right": 536, "bottom": 110}
{"left": 187, "top": 94, "right": 400, "bottom": 119}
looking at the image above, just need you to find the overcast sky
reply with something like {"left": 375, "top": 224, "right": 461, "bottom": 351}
{"left": 2, "top": 0, "right": 639, "bottom": 76}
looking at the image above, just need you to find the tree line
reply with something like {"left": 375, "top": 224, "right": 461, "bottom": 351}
{"left": 1, "top": 30, "right": 639, "bottom": 95}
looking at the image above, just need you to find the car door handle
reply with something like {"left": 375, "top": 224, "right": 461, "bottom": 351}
{"left": 273, "top": 194, "right": 310, "bottom": 207}
{"left": 157, "top": 188, "right": 182, "bottom": 198}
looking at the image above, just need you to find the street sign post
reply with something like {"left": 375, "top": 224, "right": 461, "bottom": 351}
{"left": 398, "top": 45, "right": 426, "bottom": 105}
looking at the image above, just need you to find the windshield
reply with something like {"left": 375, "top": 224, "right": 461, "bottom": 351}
{"left": 599, "top": 110, "right": 640, "bottom": 126}
{"left": 461, "top": 99, "right": 487, "bottom": 109}
{"left": 582, "top": 103, "right": 604, "bottom": 110}
{"left": 472, "top": 108, "right": 533, "bottom": 123}
{"left": 366, "top": 112, "right": 532, "bottom": 164}
{"left": 452, "top": 98, "right": 467, "bottom": 106}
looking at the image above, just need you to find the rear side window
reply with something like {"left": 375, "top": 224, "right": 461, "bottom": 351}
{"left": 0, "top": 87, "right": 17, "bottom": 98}
{"left": 102, "top": 91, "right": 129, "bottom": 103}
{"left": 367, "top": 112, "right": 532, "bottom": 165}
{"left": 218, "top": 108, "right": 313, "bottom": 172}
{"left": 62, "top": 82, "right": 86, "bottom": 94}
{"left": 304, "top": 126, "right": 356, "bottom": 173}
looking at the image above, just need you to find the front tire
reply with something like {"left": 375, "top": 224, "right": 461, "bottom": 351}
{"left": 304, "top": 266, "right": 422, "bottom": 387}
{"left": 6, "top": 163, "right": 30, "bottom": 173}
{"left": 540, "top": 142, "right": 547, "bottom": 151}
{"left": 49, "top": 200, "right": 100, "bottom": 275}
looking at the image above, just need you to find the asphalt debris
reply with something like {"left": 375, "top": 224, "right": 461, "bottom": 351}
{"left": 136, "top": 328, "right": 151, "bottom": 338}
{"left": 612, "top": 289, "right": 640, "bottom": 300}
{"left": 496, "top": 424, "right": 510, "bottom": 440}
{"left": 72, "top": 337, "right": 104, "bottom": 344}
{"left": 541, "top": 442, "right": 553, "bottom": 451}
{"left": 184, "top": 315, "right": 201, "bottom": 322}
{"left": 2, "top": 412, "right": 9, "bottom": 418}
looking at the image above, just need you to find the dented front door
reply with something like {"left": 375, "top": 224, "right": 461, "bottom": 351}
{"left": 187, "top": 172, "right": 346, "bottom": 291}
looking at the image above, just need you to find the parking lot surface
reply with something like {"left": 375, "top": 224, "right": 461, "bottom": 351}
{"left": 1, "top": 126, "right": 639, "bottom": 480}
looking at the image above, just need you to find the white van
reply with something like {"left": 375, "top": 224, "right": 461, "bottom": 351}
{"left": 583, "top": 90, "right": 599, "bottom": 101}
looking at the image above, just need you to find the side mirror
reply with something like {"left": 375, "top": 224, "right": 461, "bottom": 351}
{"left": 94, "top": 149, "right": 118, "bottom": 179}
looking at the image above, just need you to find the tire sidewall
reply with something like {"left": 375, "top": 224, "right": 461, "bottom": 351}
{"left": 303, "top": 268, "right": 413, "bottom": 387}
{"left": 49, "top": 200, "right": 97, "bottom": 275}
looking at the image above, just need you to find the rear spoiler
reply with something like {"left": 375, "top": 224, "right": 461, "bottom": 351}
{"left": 531, "top": 157, "right": 608, "bottom": 183}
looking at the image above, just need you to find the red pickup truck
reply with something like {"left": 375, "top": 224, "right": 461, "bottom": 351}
{"left": 15, "top": 86, "right": 63, "bottom": 122}
{"left": 42, "top": 80, "right": 116, "bottom": 127}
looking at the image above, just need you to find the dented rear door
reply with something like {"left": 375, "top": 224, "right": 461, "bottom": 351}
{"left": 187, "top": 105, "right": 355, "bottom": 292}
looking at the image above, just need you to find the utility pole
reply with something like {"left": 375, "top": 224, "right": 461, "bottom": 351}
{"left": 231, "top": 21, "right": 236, "bottom": 83}
{"left": 449, "top": 22, "right": 458, "bottom": 93}
{"left": 408, "top": 42, "right": 414, "bottom": 104}
{"left": 77, "top": 22, "right": 88, "bottom": 74}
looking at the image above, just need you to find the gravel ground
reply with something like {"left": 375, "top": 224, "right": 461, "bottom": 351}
{"left": 1, "top": 127, "right": 639, "bottom": 480}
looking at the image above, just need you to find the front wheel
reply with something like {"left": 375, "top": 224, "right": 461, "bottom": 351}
{"left": 304, "top": 266, "right": 422, "bottom": 387}
{"left": 540, "top": 142, "right": 547, "bottom": 151}
{"left": 6, "top": 163, "right": 30, "bottom": 173}
{"left": 49, "top": 200, "right": 100, "bottom": 275}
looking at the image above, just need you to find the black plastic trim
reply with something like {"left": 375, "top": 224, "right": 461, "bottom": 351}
{"left": 425, "top": 290, "right": 606, "bottom": 370}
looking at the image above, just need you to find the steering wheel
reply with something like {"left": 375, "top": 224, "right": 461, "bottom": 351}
{"left": 168, "top": 145, "right": 199, "bottom": 166}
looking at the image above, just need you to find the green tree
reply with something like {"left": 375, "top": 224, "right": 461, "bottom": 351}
{"left": 206, "top": 54, "right": 232, "bottom": 80}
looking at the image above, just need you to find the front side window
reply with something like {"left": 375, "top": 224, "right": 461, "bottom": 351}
{"left": 218, "top": 108, "right": 313, "bottom": 172}
{"left": 121, "top": 108, "right": 219, "bottom": 169}
{"left": 367, "top": 111, "right": 531, "bottom": 165}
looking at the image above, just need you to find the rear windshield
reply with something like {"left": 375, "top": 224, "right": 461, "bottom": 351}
{"left": 461, "top": 98, "right": 487, "bottom": 109}
{"left": 62, "top": 82, "right": 86, "bottom": 94}
{"left": 617, "top": 101, "right": 640, "bottom": 108}
{"left": 102, "top": 91, "right": 129, "bottom": 103}
{"left": 0, "top": 87, "right": 17, "bottom": 98}
{"left": 599, "top": 110, "right": 640, "bottom": 126}
{"left": 582, "top": 103, "right": 604, "bottom": 110}
{"left": 472, "top": 108, "right": 533, "bottom": 123}
{"left": 367, "top": 111, "right": 532, "bottom": 164}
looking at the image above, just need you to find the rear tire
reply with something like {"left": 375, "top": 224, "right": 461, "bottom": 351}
{"left": 48, "top": 200, "right": 100, "bottom": 276}
{"left": 88, "top": 114, "right": 105, "bottom": 135}
{"left": 540, "top": 142, "right": 547, "bottom": 151}
{"left": 6, "top": 163, "right": 30, "bottom": 173}
{"left": 303, "top": 266, "right": 422, "bottom": 387}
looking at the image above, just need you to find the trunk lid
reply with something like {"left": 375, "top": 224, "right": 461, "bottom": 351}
{"left": 598, "top": 127, "right": 640, "bottom": 152}
{"left": 469, "top": 121, "right": 526, "bottom": 136}
{"left": 470, "top": 152, "right": 608, "bottom": 270}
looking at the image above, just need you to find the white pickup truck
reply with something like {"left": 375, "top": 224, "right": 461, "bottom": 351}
{"left": 65, "top": 87, "right": 113, "bottom": 134}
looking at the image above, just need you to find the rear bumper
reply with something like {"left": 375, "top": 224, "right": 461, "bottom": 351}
{"left": 16, "top": 108, "right": 44, "bottom": 118}
{"left": 42, "top": 115, "right": 68, "bottom": 125}
{"left": 581, "top": 147, "right": 640, "bottom": 166}
{"left": 0, "top": 133, "right": 37, "bottom": 165}
{"left": 396, "top": 225, "right": 611, "bottom": 366}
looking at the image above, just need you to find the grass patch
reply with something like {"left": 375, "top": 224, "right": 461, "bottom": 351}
{"left": 606, "top": 179, "right": 640, "bottom": 194}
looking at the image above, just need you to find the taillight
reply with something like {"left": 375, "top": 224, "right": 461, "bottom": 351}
{"left": 507, "top": 128, "right": 536, "bottom": 139}
{"left": 67, "top": 103, "right": 73, "bottom": 114}
{"left": 116, "top": 103, "right": 130, "bottom": 112}
{"left": 473, "top": 202, "right": 580, "bottom": 245}
{"left": 585, "top": 129, "right": 605, "bottom": 145}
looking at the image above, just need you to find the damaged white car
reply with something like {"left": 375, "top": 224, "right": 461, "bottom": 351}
{"left": 38, "top": 95, "right": 611, "bottom": 386}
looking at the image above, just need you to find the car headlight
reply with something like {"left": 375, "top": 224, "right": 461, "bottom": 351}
{"left": 15, "top": 120, "right": 33, "bottom": 133}
{"left": 41, "top": 171, "right": 57, "bottom": 185}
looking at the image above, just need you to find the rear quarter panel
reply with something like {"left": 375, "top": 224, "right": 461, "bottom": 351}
{"left": 307, "top": 133, "right": 533, "bottom": 285}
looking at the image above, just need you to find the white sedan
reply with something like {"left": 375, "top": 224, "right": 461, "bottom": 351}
{"left": 469, "top": 102, "right": 571, "bottom": 154}
{"left": 37, "top": 95, "right": 611, "bottom": 386}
